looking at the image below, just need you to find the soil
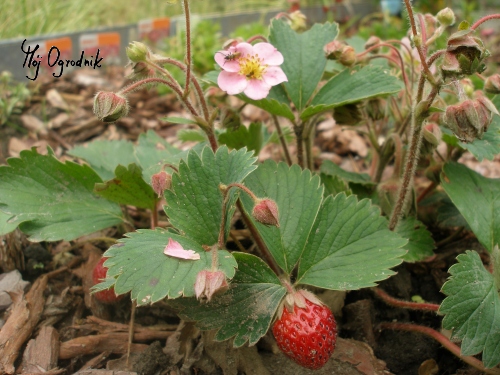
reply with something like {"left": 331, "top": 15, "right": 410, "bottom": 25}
{"left": 0, "top": 67, "right": 499, "bottom": 375}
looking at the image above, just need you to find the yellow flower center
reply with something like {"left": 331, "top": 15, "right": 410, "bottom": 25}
{"left": 239, "top": 54, "right": 267, "bottom": 80}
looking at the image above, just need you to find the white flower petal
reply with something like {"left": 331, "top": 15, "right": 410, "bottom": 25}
{"left": 244, "top": 79, "right": 272, "bottom": 100}
{"left": 263, "top": 66, "right": 288, "bottom": 86}
{"left": 218, "top": 71, "right": 248, "bottom": 95}
{"left": 253, "top": 42, "right": 284, "bottom": 65}
{"left": 164, "top": 238, "right": 200, "bottom": 260}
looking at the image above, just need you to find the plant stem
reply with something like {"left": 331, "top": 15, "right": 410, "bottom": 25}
{"left": 272, "top": 115, "right": 292, "bottom": 166}
{"left": 471, "top": 14, "right": 500, "bottom": 30}
{"left": 372, "top": 287, "right": 439, "bottom": 312}
{"left": 246, "top": 35, "right": 268, "bottom": 43}
{"left": 182, "top": 0, "right": 192, "bottom": 98}
{"left": 416, "top": 181, "right": 437, "bottom": 203}
{"left": 151, "top": 202, "right": 159, "bottom": 229}
{"left": 377, "top": 322, "right": 500, "bottom": 375}
{"left": 236, "top": 200, "right": 282, "bottom": 277}
{"left": 294, "top": 123, "right": 304, "bottom": 168}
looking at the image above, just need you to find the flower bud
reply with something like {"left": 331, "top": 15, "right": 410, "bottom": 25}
{"left": 93, "top": 91, "right": 129, "bottom": 123}
{"left": 366, "top": 98, "right": 385, "bottom": 120}
{"left": 441, "top": 29, "right": 489, "bottom": 79}
{"left": 324, "top": 40, "right": 345, "bottom": 60}
{"left": 424, "top": 14, "right": 438, "bottom": 36}
{"left": 436, "top": 7, "right": 455, "bottom": 27}
{"left": 290, "top": 10, "right": 307, "bottom": 32}
{"left": 484, "top": 74, "right": 500, "bottom": 94}
{"left": 151, "top": 170, "right": 172, "bottom": 198}
{"left": 444, "top": 95, "right": 498, "bottom": 142}
{"left": 126, "top": 41, "right": 150, "bottom": 63}
{"left": 460, "top": 78, "right": 475, "bottom": 98}
{"left": 423, "top": 123, "right": 442, "bottom": 147}
{"left": 364, "top": 36, "right": 381, "bottom": 53}
{"left": 126, "top": 61, "right": 156, "bottom": 80}
{"left": 252, "top": 198, "right": 279, "bottom": 227}
{"left": 194, "top": 270, "right": 228, "bottom": 302}
{"left": 339, "top": 45, "right": 357, "bottom": 67}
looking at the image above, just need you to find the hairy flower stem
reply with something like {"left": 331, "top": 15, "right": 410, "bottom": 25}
{"left": 236, "top": 200, "right": 283, "bottom": 277}
{"left": 372, "top": 287, "right": 439, "bottom": 312}
{"left": 182, "top": 0, "right": 192, "bottom": 98}
{"left": 272, "top": 115, "right": 292, "bottom": 166}
{"left": 377, "top": 322, "right": 500, "bottom": 374}
{"left": 471, "top": 14, "right": 500, "bottom": 30}
{"left": 246, "top": 35, "right": 268, "bottom": 44}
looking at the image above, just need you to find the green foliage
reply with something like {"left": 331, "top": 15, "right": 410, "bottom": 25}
{"left": 94, "top": 230, "right": 237, "bottom": 306}
{"left": 395, "top": 217, "right": 435, "bottom": 262}
{"left": 171, "top": 253, "right": 286, "bottom": 346}
{"left": 0, "top": 72, "right": 30, "bottom": 129}
{"left": 218, "top": 122, "right": 268, "bottom": 154}
{"left": 442, "top": 162, "right": 500, "bottom": 252}
{"left": 0, "top": 148, "right": 123, "bottom": 241}
{"left": 164, "top": 146, "right": 257, "bottom": 246}
{"left": 440, "top": 250, "right": 500, "bottom": 368}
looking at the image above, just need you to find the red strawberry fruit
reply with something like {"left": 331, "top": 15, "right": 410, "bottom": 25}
{"left": 272, "top": 290, "right": 337, "bottom": 369}
{"left": 92, "top": 257, "right": 124, "bottom": 304}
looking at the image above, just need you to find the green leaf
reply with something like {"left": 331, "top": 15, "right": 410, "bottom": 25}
{"left": 218, "top": 123, "right": 264, "bottom": 154}
{"left": 68, "top": 139, "right": 136, "bottom": 181}
{"left": 296, "top": 193, "right": 407, "bottom": 290}
{"left": 320, "top": 160, "right": 373, "bottom": 185}
{"left": 442, "top": 162, "right": 500, "bottom": 252}
{"left": 458, "top": 115, "right": 500, "bottom": 161}
{"left": 94, "top": 164, "right": 156, "bottom": 209}
{"left": 237, "top": 85, "right": 295, "bottom": 120}
{"left": 164, "top": 146, "right": 257, "bottom": 246}
{"left": 162, "top": 116, "right": 198, "bottom": 125}
{"left": 395, "top": 216, "right": 435, "bottom": 262}
{"left": 301, "top": 65, "right": 403, "bottom": 121}
{"left": 96, "top": 229, "right": 237, "bottom": 306}
{"left": 177, "top": 129, "right": 207, "bottom": 143}
{"left": 240, "top": 161, "right": 324, "bottom": 273}
{"left": 0, "top": 210, "right": 17, "bottom": 236}
{"left": 435, "top": 194, "right": 471, "bottom": 230}
{"left": 440, "top": 250, "right": 500, "bottom": 368}
{"left": 269, "top": 20, "right": 339, "bottom": 111}
{"left": 0, "top": 148, "right": 123, "bottom": 241}
{"left": 171, "top": 252, "right": 286, "bottom": 347}
{"left": 320, "top": 173, "right": 352, "bottom": 198}
{"left": 135, "top": 130, "right": 185, "bottom": 184}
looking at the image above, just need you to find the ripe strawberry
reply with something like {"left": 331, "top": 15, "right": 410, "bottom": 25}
{"left": 92, "top": 257, "right": 124, "bottom": 304}
{"left": 272, "top": 291, "right": 337, "bottom": 369}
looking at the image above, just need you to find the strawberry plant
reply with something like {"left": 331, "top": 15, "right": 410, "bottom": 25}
{"left": 1, "top": 0, "right": 500, "bottom": 373}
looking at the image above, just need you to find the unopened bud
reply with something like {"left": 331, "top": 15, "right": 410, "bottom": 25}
{"left": 444, "top": 95, "right": 498, "bottom": 142}
{"left": 126, "top": 41, "right": 150, "bottom": 63}
{"left": 484, "top": 74, "right": 500, "bottom": 94}
{"left": 290, "top": 10, "right": 307, "bottom": 32}
{"left": 423, "top": 123, "right": 442, "bottom": 147}
{"left": 365, "top": 36, "right": 381, "bottom": 53}
{"left": 252, "top": 198, "right": 279, "bottom": 227}
{"left": 339, "top": 45, "right": 357, "bottom": 67}
{"left": 324, "top": 40, "right": 345, "bottom": 60}
{"left": 126, "top": 61, "right": 156, "bottom": 80}
{"left": 424, "top": 14, "right": 438, "bottom": 35}
{"left": 460, "top": 78, "right": 475, "bottom": 98}
{"left": 194, "top": 270, "right": 228, "bottom": 302}
{"left": 151, "top": 170, "right": 172, "bottom": 197}
{"left": 436, "top": 7, "right": 456, "bottom": 27}
{"left": 93, "top": 91, "right": 129, "bottom": 123}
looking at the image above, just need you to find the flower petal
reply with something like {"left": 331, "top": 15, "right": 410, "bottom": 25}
{"left": 234, "top": 42, "right": 254, "bottom": 58}
{"left": 164, "top": 238, "right": 200, "bottom": 260}
{"left": 244, "top": 79, "right": 272, "bottom": 100}
{"left": 253, "top": 43, "right": 284, "bottom": 65}
{"left": 214, "top": 50, "right": 240, "bottom": 72}
{"left": 218, "top": 71, "right": 248, "bottom": 95}
{"left": 263, "top": 66, "right": 288, "bottom": 86}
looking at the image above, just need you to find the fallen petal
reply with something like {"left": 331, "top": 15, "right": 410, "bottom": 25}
{"left": 164, "top": 238, "right": 200, "bottom": 260}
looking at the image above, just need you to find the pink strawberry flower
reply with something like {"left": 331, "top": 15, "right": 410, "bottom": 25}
{"left": 164, "top": 238, "right": 200, "bottom": 260}
{"left": 215, "top": 42, "right": 288, "bottom": 100}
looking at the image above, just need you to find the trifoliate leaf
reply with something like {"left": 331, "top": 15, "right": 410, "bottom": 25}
{"left": 94, "top": 229, "right": 237, "bottom": 306}
{"left": 0, "top": 210, "right": 17, "bottom": 236}
{"left": 0, "top": 148, "right": 123, "bottom": 241}
{"left": 240, "top": 161, "right": 323, "bottom": 274}
{"left": 395, "top": 216, "right": 435, "bottom": 262}
{"left": 164, "top": 146, "right": 257, "bottom": 246}
{"left": 218, "top": 123, "right": 266, "bottom": 154}
{"left": 296, "top": 193, "right": 407, "bottom": 290}
{"left": 442, "top": 162, "right": 500, "bottom": 252}
{"left": 170, "top": 252, "right": 286, "bottom": 347}
{"left": 94, "top": 163, "right": 156, "bottom": 209}
{"left": 440, "top": 250, "right": 500, "bottom": 368}
{"left": 320, "top": 173, "right": 352, "bottom": 198}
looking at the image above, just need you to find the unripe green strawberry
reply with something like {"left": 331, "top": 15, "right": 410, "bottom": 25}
{"left": 92, "top": 257, "right": 124, "bottom": 304}
{"left": 272, "top": 292, "right": 337, "bottom": 369}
